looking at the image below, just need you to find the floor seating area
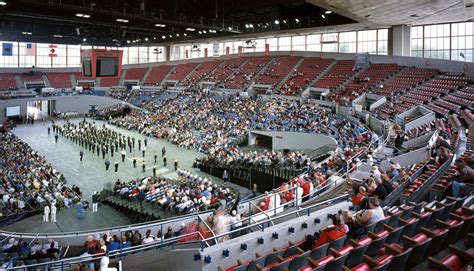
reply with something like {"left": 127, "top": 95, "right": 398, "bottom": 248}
{"left": 47, "top": 72, "right": 72, "bottom": 88}
{"left": 143, "top": 66, "right": 173, "bottom": 86}
{"left": 255, "top": 56, "right": 300, "bottom": 86}
{"left": 313, "top": 60, "right": 355, "bottom": 90}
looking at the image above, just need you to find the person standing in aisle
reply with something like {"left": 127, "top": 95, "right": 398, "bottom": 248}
{"left": 223, "top": 170, "right": 229, "bottom": 184}
{"left": 43, "top": 205, "right": 50, "bottom": 222}
{"left": 163, "top": 155, "right": 167, "bottom": 167}
{"left": 154, "top": 152, "right": 158, "bottom": 164}
{"left": 142, "top": 161, "right": 146, "bottom": 172}
{"left": 114, "top": 161, "right": 119, "bottom": 173}
{"left": 80, "top": 150, "right": 84, "bottom": 162}
{"left": 47, "top": 126, "right": 51, "bottom": 135}
{"left": 121, "top": 149, "right": 126, "bottom": 162}
{"left": 144, "top": 138, "right": 148, "bottom": 147}
{"left": 92, "top": 192, "right": 100, "bottom": 213}
{"left": 105, "top": 159, "right": 111, "bottom": 171}
{"left": 76, "top": 201, "right": 84, "bottom": 220}
{"left": 142, "top": 146, "right": 146, "bottom": 158}
{"left": 161, "top": 146, "right": 166, "bottom": 157}
{"left": 152, "top": 165, "right": 157, "bottom": 179}
{"left": 138, "top": 139, "right": 141, "bottom": 151}
{"left": 133, "top": 158, "right": 137, "bottom": 168}
{"left": 50, "top": 202, "right": 57, "bottom": 223}
{"left": 174, "top": 159, "right": 178, "bottom": 171}
{"left": 55, "top": 134, "right": 59, "bottom": 143}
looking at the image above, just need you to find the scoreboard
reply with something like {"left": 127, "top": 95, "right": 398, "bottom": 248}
{"left": 80, "top": 49, "right": 123, "bottom": 78}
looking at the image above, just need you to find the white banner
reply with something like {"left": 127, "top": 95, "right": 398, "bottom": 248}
{"left": 173, "top": 46, "right": 181, "bottom": 60}
{"left": 212, "top": 43, "right": 219, "bottom": 57}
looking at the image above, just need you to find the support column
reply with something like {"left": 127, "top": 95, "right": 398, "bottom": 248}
{"left": 165, "top": 46, "right": 171, "bottom": 62}
{"left": 389, "top": 25, "right": 411, "bottom": 57}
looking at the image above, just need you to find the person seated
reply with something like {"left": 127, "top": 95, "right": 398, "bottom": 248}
{"left": 354, "top": 197, "right": 385, "bottom": 226}
{"left": 312, "top": 214, "right": 347, "bottom": 248}
{"left": 351, "top": 186, "right": 367, "bottom": 210}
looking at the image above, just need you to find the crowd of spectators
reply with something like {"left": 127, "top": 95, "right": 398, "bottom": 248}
{"left": 113, "top": 169, "right": 236, "bottom": 216}
{"left": 0, "top": 132, "right": 80, "bottom": 219}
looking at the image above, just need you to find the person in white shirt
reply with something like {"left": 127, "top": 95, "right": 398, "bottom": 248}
{"left": 50, "top": 202, "right": 57, "bottom": 223}
{"left": 43, "top": 205, "right": 50, "bottom": 222}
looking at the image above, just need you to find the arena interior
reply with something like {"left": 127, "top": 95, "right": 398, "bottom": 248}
{"left": 0, "top": 0, "right": 473, "bottom": 270}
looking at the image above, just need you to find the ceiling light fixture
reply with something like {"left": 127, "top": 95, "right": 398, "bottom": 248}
{"left": 22, "top": 31, "right": 32, "bottom": 35}
{"left": 155, "top": 24, "right": 166, "bottom": 27}
{"left": 202, "top": 30, "right": 207, "bottom": 34}
{"left": 183, "top": 33, "right": 187, "bottom": 36}
{"left": 0, "top": 1, "right": 7, "bottom": 6}
{"left": 321, "top": 14, "right": 326, "bottom": 19}
{"left": 176, "top": 34, "right": 180, "bottom": 37}
{"left": 325, "top": 10, "right": 332, "bottom": 14}
{"left": 145, "top": 37, "right": 148, "bottom": 41}
{"left": 274, "top": 20, "right": 279, "bottom": 25}
{"left": 127, "top": 40, "right": 130, "bottom": 43}
{"left": 53, "top": 34, "right": 63, "bottom": 38}
{"left": 83, "top": 38, "right": 87, "bottom": 42}
{"left": 186, "top": 28, "right": 195, "bottom": 31}
{"left": 227, "top": 27, "right": 232, "bottom": 31}
{"left": 295, "top": 18, "right": 300, "bottom": 23}
{"left": 76, "top": 13, "right": 90, "bottom": 18}
{"left": 162, "top": 36, "right": 166, "bottom": 39}
{"left": 249, "top": 24, "right": 254, "bottom": 28}
{"left": 116, "top": 18, "right": 129, "bottom": 23}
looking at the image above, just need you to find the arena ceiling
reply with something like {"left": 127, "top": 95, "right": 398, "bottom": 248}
{"left": 0, "top": 0, "right": 471, "bottom": 46}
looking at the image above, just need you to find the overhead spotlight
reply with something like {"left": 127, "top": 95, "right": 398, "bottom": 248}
{"left": 155, "top": 24, "right": 166, "bottom": 27}
{"left": 249, "top": 24, "right": 254, "bottom": 28}
{"left": 162, "top": 36, "right": 166, "bottom": 39}
{"left": 21, "top": 31, "right": 32, "bottom": 35}
{"left": 0, "top": 1, "right": 6, "bottom": 6}
{"left": 83, "top": 38, "right": 87, "bottom": 42}
{"left": 321, "top": 14, "right": 326, "bottom": 19}
{"left": 186, "top": 28, "right": 195, "bottom": 31}
{"left": 127, "top": 40, "right": 130, "bottom": 43}
{"left": 198, "top": 30, "right": 202, "bottom": 34}
{"left": 274, "top": 20, "right": 279, "bottom": 25}
{"left": 227, "top": 27, "right": 232, "bottom": 31}
{"left": 325, "top": 10, "right": 332, "bottom": 14}
{"left": 76, "top": 13, "right": 90, "bottom": 18}
{"left": 183, "top": 33, "right": 187, "bottom": 36}
{"left": 176, "top": 33, "right": 180, "bottom": 37}
{"left": 153, "top": 37, "right": 156, "bottom": 40}
{"left": 53, "top": 34, "right": 63, "bottom": 38}
{"left": 116, "top": 18, "right": 129, "bottom": 23}
{"left": 245, "top": 24, "right": 249, "bottom": 28}
{"left": 202, "top": 30, "right": 207, "bottom": 34}
{"left": 82, "top": 14, "right": 90, "bottom": 18}
{"left": 283, "top": 20, "right": 287, "bottom": 24}
{"left": 169, "top": 35, "right": 172, "bottom": 38}
{"left": 295, "top": 18, "right": 300, "bottom": 23}
{"left": 145, "top": 37, "right": 148, "bottom": 41}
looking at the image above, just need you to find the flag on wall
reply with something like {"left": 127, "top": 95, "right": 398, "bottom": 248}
{"left": 26, "top": 43, "right": 36, "bottom": 56}
{"left": 2, "top": 43, "right": 13, "bottom": 56}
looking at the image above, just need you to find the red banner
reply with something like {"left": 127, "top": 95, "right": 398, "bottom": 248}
{"left": 204, "top": 48, "right": 208, "bottom": 58}
{"left": 226, "top": 46, "right": 230, "bottom": 56}
{"left": 264, "top": 44, "right": 270, "bottom": 56}
{"left": 185, "top": 49, "right": 189, "bottom": 59}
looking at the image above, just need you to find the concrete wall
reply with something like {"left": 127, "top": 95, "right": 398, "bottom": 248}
{"left": 0, "top": 95, "right": 126, "bottom": 121}
{"left": 248, "top": 131, "right": 338, "bottom": 151}
{"left": 380, "top": 146, "right": 430, "bottom": 171}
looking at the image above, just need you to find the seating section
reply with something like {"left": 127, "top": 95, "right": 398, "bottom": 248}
{"left": 125, "top": 68, "right": 148, "bottom": 81}
{"left": 374, "top": 67, "right": 437, "bottom": 98}
{"left": 313, "top": 60, "right": 355, "bottom": 89}
{"left": 223, "top": 57, "right": 271, "bottom": 89}
{"left": 0, "top": 74, "right": 18, "bottom": 90}
{"left": 144, "top": 65, "right": 173, "bottom": 86}
{"left": 47, "top": 73, "right": 72, "bottom": 88}
{"left": 255, "top": 56, "right": 300, "bottom": 85}
{"left": 21, "top": 74, "right": 43, "bottom": 83}
{"left": 167, "top": 63, "right": 199, "bottom": 81}
{"left": 430, "top": 150, "right": 474, "bottom": 196}
{"left": 329, "top": 64, "right": 401, "bottom": 103}
{"left": 100, "top": 77, "right": 120, "bottom": 87}
{"left": 280, "top": 57, "right": 334, "bottom": 96}
{"left": 221, "top": 196, "right": 473, "bottom": 271}
{"left": 204, "top": 58, "right": 249, "bottom": 84}
{"left": 180, "top": 60, "right": 224, "bottom": 87}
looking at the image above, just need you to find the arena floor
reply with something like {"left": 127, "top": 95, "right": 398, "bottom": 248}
{"left": 5, "top": 118, "right": 247, "bottom": 233}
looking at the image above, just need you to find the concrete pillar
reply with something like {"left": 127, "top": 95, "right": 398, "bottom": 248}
{"left": 389, "top": 25, "right": 411, "bottom": 57}
{"left": 165, "top": 46, "right": 171, "bottom": 62}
